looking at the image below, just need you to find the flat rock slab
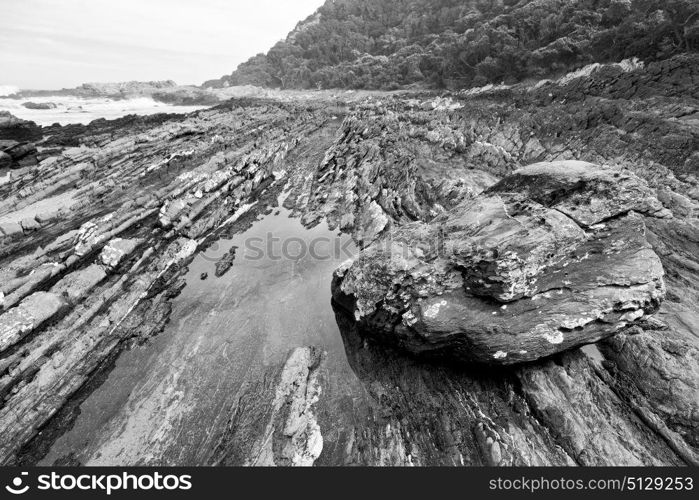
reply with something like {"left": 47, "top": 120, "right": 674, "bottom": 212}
{"left": 333, "top": 161, "right": 666, "bottom": 365}
{"left": 100, "top": 238, "right": 142, "bottom": 269}
{"left": 0, "top": 222, "right": 23, "bottom": 237}
{"left": 0, "top": 292, "right": 67, "bottom": 353}
{"left": 51, "top": 264, "right": 108, "bottom": 302}
{"left": 488, "top": 160, "right": 668, "bottom": 226}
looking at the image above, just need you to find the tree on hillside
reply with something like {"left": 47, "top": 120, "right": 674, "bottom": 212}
{"left": 206, "top": 0, "right": 698, "bottom": 90}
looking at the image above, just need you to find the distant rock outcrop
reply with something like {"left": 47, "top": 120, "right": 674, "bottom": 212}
{"left": 332, "top": 161, "right": 668, "bottom": 365}
{"left": 22, "top": 102, "right": 57, "bottom": 110}
{"left": 77, "top": 80, "right": 177, "bottom": 96}
{"left": 0, "top": 111, "right": 42, "bottom": 142}
{"left": 13, "top": 81, "right": 223, "bottom": 107}
{"left": 151, "top": 87, "right": 221, "bottom": 106}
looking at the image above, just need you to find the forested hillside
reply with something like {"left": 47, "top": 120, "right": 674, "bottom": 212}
{"left": 204, "top": 0, "right": 698, "bottom": 90}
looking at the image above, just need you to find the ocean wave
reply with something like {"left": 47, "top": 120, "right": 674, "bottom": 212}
{"left": 0, "top": 85, "right": 19, "bottom": 97}
{"left": 0, "top": 95, "right": 208, "bottom": 126}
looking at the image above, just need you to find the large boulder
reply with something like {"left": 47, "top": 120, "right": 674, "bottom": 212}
{"left": 22, "top": 101, "right": 57, "bottom": 110}
{"left": 332, "top": 161, "right": 666, "bottom": 366}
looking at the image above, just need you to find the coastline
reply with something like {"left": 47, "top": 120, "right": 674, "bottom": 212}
{"left": 0, "top": 96, "right": 210, "bottom": 126}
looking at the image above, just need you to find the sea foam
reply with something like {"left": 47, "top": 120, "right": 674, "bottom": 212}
{"left": 0, "top": 95, "right": 208, "bottom": 126}
{"left": 0, "top": 85, "right": 19, "bottom": 97}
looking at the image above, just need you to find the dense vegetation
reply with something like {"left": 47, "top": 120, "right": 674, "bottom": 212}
{"left": 204, "top": 0, "right": 698, "bottom": 90}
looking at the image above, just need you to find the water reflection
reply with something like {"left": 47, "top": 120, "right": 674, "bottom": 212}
{"left": 326, "top": 298, "right": 528, "bottom": 466}
{"left": 39, "top": 191, "right": 359, "bottom": 466}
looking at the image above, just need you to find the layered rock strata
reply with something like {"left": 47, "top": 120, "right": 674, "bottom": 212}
{"left": 0, "top": 57, "right": 695, "bottom": 466}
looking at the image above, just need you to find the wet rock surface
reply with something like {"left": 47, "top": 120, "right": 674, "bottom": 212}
{"left": 0, "top": 58, "right": 696, "bottom": 466}
{"left": 211, "top": 347, "right": 325, "bottom": 466}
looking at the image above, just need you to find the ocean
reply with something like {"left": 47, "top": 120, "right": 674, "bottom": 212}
{"left": 0, "top": 93, "right": 209, "bottom": 126}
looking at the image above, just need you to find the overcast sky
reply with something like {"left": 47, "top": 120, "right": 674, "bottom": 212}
{"left": 0, "top": 0, "right": 325, "bottom": 89}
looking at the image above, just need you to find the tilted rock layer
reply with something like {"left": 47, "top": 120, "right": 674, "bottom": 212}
{"left": 333, "top": 161, "right": 667, "bottom": 365}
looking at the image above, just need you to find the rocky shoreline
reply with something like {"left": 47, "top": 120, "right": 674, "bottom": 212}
{"left": 8, "top": 81, "right": 222, "bottom": 107}
{"left": 0, "top": 55, "right": 697, "bottom": 466}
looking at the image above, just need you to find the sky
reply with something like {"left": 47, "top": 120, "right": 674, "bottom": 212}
{"left": 0, "top": 0, "right": 325, "bottom": 89}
